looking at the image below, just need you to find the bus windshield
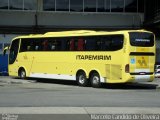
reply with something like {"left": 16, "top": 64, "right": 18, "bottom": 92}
{"left": 129, "top": 32, "right": 154, "bottom": 47}
{"left": 9, "top": 39, "right": 19, "bottom": 64}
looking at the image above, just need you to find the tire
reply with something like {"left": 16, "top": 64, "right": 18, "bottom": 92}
{"left": 90, "top": 72, "right": 101, "bottom": 88}
{"left": 19, "top": 69, "right": 26, "bottom": 79}
{"left": 76, "top": 71, "right": 88, "bottom": 87}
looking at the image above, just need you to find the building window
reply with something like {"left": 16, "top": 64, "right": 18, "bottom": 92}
{"left": 24, "top": 0, "right": 37, "bottom": 10}
{"left": 125, "top": 0, "right": 137, "bottom": 12}
{"left": 70, "top": 0, "right": 83, "bottom": 12}
{"left": 0, "top": 0, "right": 144, "bottom": 13}
{"left": 111, "top": 0, "right": 124, "bottom": 12}
{"left": 84, "top": 0, "right": 96, "bottom": 12}
{"left": 0, "top": 0, "right": 8, "bottom": 9}
{"left": 43, "top": 0, "right": 55, "bottom": 11}
{"left": 97, "top": 0, "right": 105, "bottom": 12}
{"left": 138, "top": 0, "right": 144, "bottom": 13}
{"left": 105, "top": 0, "right": 111, "bottom": 12}
{"left": 97, "top": 0, "right": 111, "bottom": 12}
{"left": 9, "top": 0, "right": 23, "bottom": 10}
{"left": 56, "top": 0, "right": 69, "bottom": 11}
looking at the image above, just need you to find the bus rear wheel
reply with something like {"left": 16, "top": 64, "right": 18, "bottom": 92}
{"left": 19, "top": 68, "right": 26, "bottom": 79}
{"left": 90, "top": 72, "right": 101, "bottom": 88}
{"left": 76, "top": 71, "right": 88, "bottom": 87}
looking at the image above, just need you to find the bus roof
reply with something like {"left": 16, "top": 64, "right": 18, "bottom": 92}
{"left": 44, "top": 30, "right": 96, "bottom": 36}
{"left": 13, "top": 29, "right": 152, "bottom": 40}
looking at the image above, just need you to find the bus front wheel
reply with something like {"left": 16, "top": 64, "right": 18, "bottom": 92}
{"left": 90, "top": 73, "right": 101, "bottom": 88}
{"left": 19, "top": 68, "right": 26, "bottom": 79}
{"left": 76, "top": 71, "right": 88, "bottom": 87}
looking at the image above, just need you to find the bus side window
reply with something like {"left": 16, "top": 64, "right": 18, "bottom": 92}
{"left": 96, "top": 39, "right": 102, "bottom": 51}
{"left": 101, "top": 38, "right": 105, "bottom": 50}
{"left": 111, "top": 35, "right": 124, "bottom": 50}
{"left": 104, "top": 40, "right": 112, "bottom": 50}
{"left": 85, "top": 38, "right": 95, "bottom": 51}
{"left": 51, "top": 45, "right": 55, "bottom": 50}
{"left": 42, "top": 40, "right": 48, "bottom": 51}
{"left": 61, "top": 40, "right": 67, "bottom": 51}
{"left": 50, "top": 40, "right": 56, "bottom": 51}
{"left": 103, "top": 36, "right": 112, "bottom": 51}
{"left": 30, "top": 41, "right": 35, "bottom": 51}
{"left": 77, "top": 38, "right": 85, "bottom": 51}
{"left": 35, "top": 46, "right": 39, "bottom": 51}
{"left": 27, "top": 46, "right": 31, "bottom": 51}
{"left": 49, "top": 40, "right": 61, "bottom": 51}
{"left": 56, "top": 40, "right": 61, "bottom": 50}
{"left": 70, "top": 39, "right": 74, "bottom": 51}
{"left": 20, "top": 39, "right": 31, "bottom": 52}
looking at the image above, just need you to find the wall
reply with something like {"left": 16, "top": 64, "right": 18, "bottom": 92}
{"left": 0, "top": 11, "right": 144, "bottom": 29}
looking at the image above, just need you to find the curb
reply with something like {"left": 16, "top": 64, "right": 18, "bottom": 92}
{"left": 0, "top": 107, "right": 160, "bottom": 114}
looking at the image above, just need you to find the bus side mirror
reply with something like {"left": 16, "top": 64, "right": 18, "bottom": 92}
{"left": 3, "top": 47, "right": 9, "bottom": 56}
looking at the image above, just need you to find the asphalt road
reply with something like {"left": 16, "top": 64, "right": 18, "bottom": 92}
{"left": 0, "top": 77, "right": 160, "bottom": 108}
{"left": 1, "top": 77, "right": 160, "bottom": 120}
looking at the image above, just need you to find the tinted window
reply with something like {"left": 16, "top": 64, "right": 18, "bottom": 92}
{"left": 138, "top": 0, "right": 144, "bottom": 13}
{"left": 24, "top": 0, "right": 37, "bottom": 10}
{"left": 20, "top": 39, "right": 33, "bottom": 52}
{"left": 105, "top": 0, "right": 111, "bottom": 12}
{"left": 43, "top": 0, "right": 55, "bottom": 11}
{"left": 85, "top": 35, "right": 124, "bottom": 51}
{"left": 129, "top": 32, "right": 154, "bottom": 47}
{"left": 56, "top": 0, "right": 69, "bottom": 11}
{"left": 125, "top": 0, "right": 137, "bottom": 12}
{"left": 70, "top": 0, "right": 83, "bottom": 12}
{"left": 97, "top": 0, "right": 105, "bottom": 12}
{"left": 68, "top": 38, "right": 85, "bottom": 51}
{"left": 84, "top": 0, "right": 96, "bottom": 12}
{"left": 0, "top": 0, "right": 8, "bottom": 9}
{"left": 20, "top": 39, "right": 42, "bottom": 52}
{"left": 68, "top": 35, "right": 123, "bottom": 51}
{"left": 48, "top": 39, "right": 62, "bottom": 51}
{"left": 20, "top": 35, "right": 124, "bottom": 52}
{"left": 20, "top": 38, "right": 63, "bottom": 52}
{"left": 111, "top": 0, "right": 124, "bottom": 12}
{"left": 97, "top": 0, "right": 110, "bottom": 12}
{"left": 9, "top": 0, "right": 23, "bottom": 10}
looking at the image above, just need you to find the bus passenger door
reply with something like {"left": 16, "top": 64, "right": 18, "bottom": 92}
{"left": 17, "top": 38, "right": 36, "bottom": 77}
{"left": 19, "top": 52, "right": 35, "bottom": 76}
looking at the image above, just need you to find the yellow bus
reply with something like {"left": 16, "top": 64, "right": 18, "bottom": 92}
{"left": 7, "top": 30, "right": 155, "bottom": 88}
